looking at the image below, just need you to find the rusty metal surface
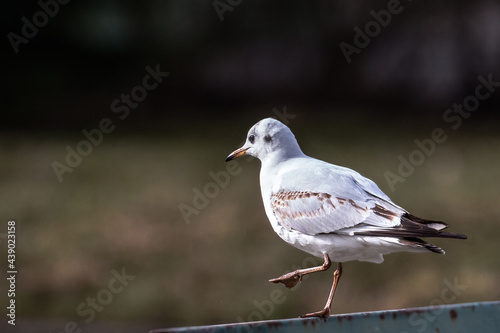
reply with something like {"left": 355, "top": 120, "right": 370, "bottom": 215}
{"left": 150, "top": 301, "right": 500, "bottom": 333}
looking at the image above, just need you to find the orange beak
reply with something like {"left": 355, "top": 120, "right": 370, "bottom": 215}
{"left": 225, "top": 147, "right": 248, "bottom": 162}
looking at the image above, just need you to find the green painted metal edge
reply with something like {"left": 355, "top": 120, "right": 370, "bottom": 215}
{"left": 151, "top": 301, "right": 500, "bottom": 333}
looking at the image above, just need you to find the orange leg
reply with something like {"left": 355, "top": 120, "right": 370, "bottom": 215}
{"left": 269, "top": 253, "right": 331, "bottom": 289}
{"left": 301, "top": 262, "right": 343, "bottom": 319}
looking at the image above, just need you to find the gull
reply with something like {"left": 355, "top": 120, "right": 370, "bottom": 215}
{"left": 225, "top": 118, "right": 467, "bottom": 319}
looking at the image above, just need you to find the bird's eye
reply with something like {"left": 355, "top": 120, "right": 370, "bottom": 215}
{"left": 249, "top": 134, "right": 255, "bottom": 144}
{"left": 264, "top": 135, "right": 272, "bottom": 143}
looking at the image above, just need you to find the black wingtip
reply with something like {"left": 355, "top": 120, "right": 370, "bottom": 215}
{"left": 402, "top": 213, "right": 468, "bottom": 240}
{"left": 353, "top": 213, "right": 468, "bottom": 240}
{"left": 438, "top": 231, "right": 467, "bottom": 240}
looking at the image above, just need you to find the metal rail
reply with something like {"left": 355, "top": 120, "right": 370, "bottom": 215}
{"left": 151, "top": 301, "right": 500, "bottom": 333}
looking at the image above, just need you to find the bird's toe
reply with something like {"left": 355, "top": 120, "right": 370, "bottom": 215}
{"left": 269, "top": 271, "right": 302, "bottom": 289}
{"left": 300, "top": 307, "right": 330, "bottom": 320}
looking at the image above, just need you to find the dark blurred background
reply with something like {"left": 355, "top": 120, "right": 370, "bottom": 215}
{"left": 1, "top": 1, "right": 499, "bottom": 332}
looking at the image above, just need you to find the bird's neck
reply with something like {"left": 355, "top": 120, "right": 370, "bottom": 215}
{"left": 264, "top": 146, "right": 305, "bottom": 168}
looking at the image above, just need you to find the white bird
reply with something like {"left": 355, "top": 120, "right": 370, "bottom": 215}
{"left": 225, "top": 118, "right": 466, "bottom": 319}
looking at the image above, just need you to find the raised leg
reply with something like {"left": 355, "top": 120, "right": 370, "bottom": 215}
{"left": 301, "top": 262, "right": 343, "bottom": 319}
{"left": 269, "top": 253, "right": 331, "bottom": 289}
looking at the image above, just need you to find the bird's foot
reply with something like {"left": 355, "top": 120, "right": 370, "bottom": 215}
{"left": 269, "top": 271, "right": 302, "bottom": 289}
{"left": 300, "top": 307, "right": 330, "bottom": 319}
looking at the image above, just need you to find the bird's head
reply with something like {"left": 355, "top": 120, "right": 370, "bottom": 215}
{"left": 225, "top": 118, "right": 303, "bottom": 163}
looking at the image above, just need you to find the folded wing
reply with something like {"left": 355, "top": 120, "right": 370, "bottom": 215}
{"left": 271, "top": 189, "right": 403, "bottom": 235}
{"left": 270, "top": 164, "right": 405, "bottom": 235}
{"left": 270, "top": 162, "right": 466, "bottom": 240}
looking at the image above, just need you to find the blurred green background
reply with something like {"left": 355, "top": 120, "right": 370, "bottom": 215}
{"left": 2, "top": 1, "right": 500, "bottom": 332}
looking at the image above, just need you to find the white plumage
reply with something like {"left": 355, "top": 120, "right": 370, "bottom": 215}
{"left": 226, "top": 117, "right": 466, "bottom": 318}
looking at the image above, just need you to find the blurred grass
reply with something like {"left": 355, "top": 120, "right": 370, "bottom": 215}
{"left": 0, "top": 114, "right": 499, "bottom": 330}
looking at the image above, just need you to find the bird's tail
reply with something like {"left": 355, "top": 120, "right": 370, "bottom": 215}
{"left": 352, "top": 213, "right": 467, "bottom": 240}
{"left": 352, "top": 213, "right": 466, "bottom": 255}
{"left": 399, "top": 237, "right": 446, "bottom": 254}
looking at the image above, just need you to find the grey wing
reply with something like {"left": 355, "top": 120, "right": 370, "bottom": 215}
{"left": 270, "top": 167, "right": 405, "bottom": 236}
